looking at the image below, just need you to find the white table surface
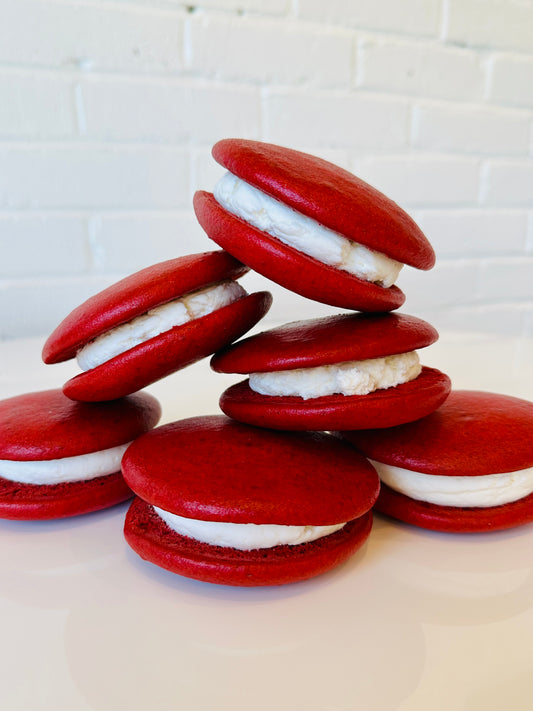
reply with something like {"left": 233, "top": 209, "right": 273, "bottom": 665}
{"left": 1, "top": 332, "right": 533, "bottom": 711}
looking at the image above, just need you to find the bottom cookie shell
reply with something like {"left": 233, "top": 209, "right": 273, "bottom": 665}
{"left": 218, "top": 367, "right": 451, "bottom": 431}
{"left": 0, "top": 472, "right": 133, "bottom": 520}
{"left": 124, "top": 497, "right": 373, "bottom": 586}
{"left": 376, "top": 483, "right": 533, "bottom": 533}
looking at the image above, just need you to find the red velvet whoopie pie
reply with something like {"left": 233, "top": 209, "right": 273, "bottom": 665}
{"left": 210, "top": 312, "right": 451, "bottom": 431}
{"left": 122, "top": 415, "right": 380, "bottom": 586}
{"left": 42, "top": 251, "right": 272, "bottom": 402}
{"left": 0, "top": 389, "right": 161, "bottom": 520}
{"left": 194, "top": 139, "right": 435, "bottom": 312}
{"left": 341, "top": 390, "right": 533, "bottom": 533}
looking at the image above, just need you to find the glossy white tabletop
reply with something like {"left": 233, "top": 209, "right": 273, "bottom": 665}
{"left": 1, "top": 332, "right": 533, "bottom": 711}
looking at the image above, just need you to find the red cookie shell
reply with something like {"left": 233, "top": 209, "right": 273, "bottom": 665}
{"left": 43, "top": 250, "right": 249, "bottom": 363}
{"left": 211, "top": 312, "right": 439, "bottom": 374}
{"left": 374, "top": 485, "right": 533, "bottom": 534}
{"left": 194, "top": 191, "right": 405, "bottom": 312}
{"left": 211, "top": 139, "right": 435, "bottom": 270}
{"left": 62, "top": 291, "right": 272, "bottom": 402}
{"left": 218, "top": 368, "right": 451, "bottom": 431}
{"left": 0, "top": 473, "right": 132, "bottom": 521}
{"left": 121, "top": 415, "right": 380, "bottom": 525}
{"left": 0, "top": 389, "right": 161, "bottom": 460}
{"left": 124, "top": 498, "right": 373, "bottom": 586}
{"left": 341, "top": 390, "right": 533, "bottom": 476}
{"left": 0, "top": 389, "right": 161, "bottom": 520}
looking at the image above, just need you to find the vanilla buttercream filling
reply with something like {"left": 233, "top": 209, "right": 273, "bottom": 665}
{"left": 249, "top": 351, "right": 421, "bottom": 400}
{"left": 214, "top": 171, "right": 403, "bottom": 287}
{"left": 77, "top": 280, "right": 246, "bottom": 371}
{"left": 0, "top": 442, "right": 130, "bottom": 486}
{"left": 371, "top": 459, "right": 533, "bottom": 508}
{"left": 154, "top": 505, "right": 346, "bottom": 551}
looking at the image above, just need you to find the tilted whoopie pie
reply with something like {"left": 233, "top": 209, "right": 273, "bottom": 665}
{"left": 340, "top": 390, "right": 533, "bottom": 533}
{"left": 210, "top": 312, "right": 451, "bottom": 431}
{"left": 42, "top": 250, "right": 272, "bottom": 402}
{"left": 122, "top": 415, "right": 380, "bottom": 586}
{"left": 193, "top": 139, "right": 435, "bottom": 312}
{"left": 0, "top": 389, "right": 161, "bottom": 520}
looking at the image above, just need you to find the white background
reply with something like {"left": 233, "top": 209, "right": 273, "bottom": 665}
{"left": 1, "top": 0, "right": 532, "bottom": 339}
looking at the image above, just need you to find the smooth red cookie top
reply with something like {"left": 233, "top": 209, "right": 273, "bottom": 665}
{"left": 211, "top": 312, "right": 438, "bottom": 374}
{"left": 43, "top": 250, "right": 249, "bottom": 364}
{"left": 342, "top": 390, "right": 533, "bottom": 476}
{"left": 0, "top": 389, "right": 161, "bottom": 461}
{"left": 121, "top": 415, "right": 380, "bottom": 525}
{"left": 212, "top": 139, "right": 435, "bottom": 270}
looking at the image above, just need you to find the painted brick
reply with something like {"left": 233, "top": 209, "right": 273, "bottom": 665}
{"left": 0, "top": 146, "right": 190, "bottom": 209}
{"left": 412, "top": 102, "right": 531, "bottom": 155}
{"left": 415, "top": 209, "right": 528, "bottom": 257}
{"left": 0, "top": 276, "right": 118, "bottom": 339}
{"left": 298, "top": 0, "right": 441, "bottom": 37}
{"left": 398, "top": 260, "right": 480, "bottom": 310}
{"left": 263, "top": 89, "right": 409, "bottom": 149}
{"left": 184, "top": 0, "right": 289, "bottom": 12}
{"left": 239, "top": 270, "right": 339, "bottom": 325}
{"left": 489, "top": 55, "right": 533, "bottom": 108}
{"left": 357, "top": 155, "right": 480, "bottom": 206}
{"left": 188, "top": 14, "right": 352, "bottom": 88}
{"left": 428, "top": 304, "right": 525, "bottom": 338}
{"left": 481, "top": 160, "right": 533, "bottom": 206}
{"left": 0, "top": 338, "right": 79, "bottom": 396}
{"left": 0, "top": 0, "right": 184, "bottom": 72}
{"left": 88, "top": 212, "right": 211, "bottom": 272}
{"left": 446, "top": 0, "right": 533, "bottom": 53}
{"left": 192, "top": 148, "right": 227, "bottom": 196}
{"left": 527, "top": 214, "right": 533, "bottom": 253}
{"left": 357, "top": 38, "right": 484, "bottom": 102}
{"left": 0, "top": 72, "right": 76, "bottom": 139}
{"left": 80, "top": 78, "right": 260, "bottom": 143}
{"left": 0, "top": 215, "right": 89, "bottom": 277}
{"left": 478, "top": 257, "right": 533, "bottom": 300}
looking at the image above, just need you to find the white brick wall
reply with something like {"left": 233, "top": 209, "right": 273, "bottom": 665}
{"left": 187, "top": 14, "right": 353, "bottom": 88}
{"left": 1, "top": 0, "right": 532, "bottom": 341}
{"left": 356, "top": 37, "right": 485, "bottom": 101}
{"left": 445, "top": 0, "right": 533, "bottom": 53}
{"left": 489, "top": 54, "right": 533, "bottom": 108}
{"left": 298, "top": 0, "right": 442, "bottom": 36}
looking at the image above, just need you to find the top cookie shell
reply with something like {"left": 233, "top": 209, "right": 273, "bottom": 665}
{"left": 122, "top": 415, "right": 380, "bottom": 525}
{"left": 211, "top": 312, "right": 438, "bottom": 374}
{"left": 341, "top": 390, "right": 533, "bottom": 476}
{"left": 42, "top": 250, "right": 249, "bottom": 364}
{"left": 0, "top": 389, "right": 161, "bottom": 461}
{"left": 212, "top": 139, "right": 435, "bottom": 270}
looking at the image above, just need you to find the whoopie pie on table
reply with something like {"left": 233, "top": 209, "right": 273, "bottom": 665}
{"left": 340, "top": 390, "right": 533, "bottom": 533}
{"left": 210, "top": 312, "right": 451, "bottom": 431}
{"left": 42, "top": 250, "right": 272, "bottom": 402}
{"left": 122, "top": 415, "right": 380, "bottom": 586}
{"left": 0, "top": 389, "right": 161, "bottom": 520}
{"left": 194, "top": 139, "right": 435, "bottom": 312}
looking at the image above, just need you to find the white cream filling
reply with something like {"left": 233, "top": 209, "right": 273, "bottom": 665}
{"left": 371, "top": 459, "right": 533, "bottom": 508}
{"left": 249, "top": 351, "right": 421, "bottom": 400}
{"left": 214, "top": 171, "right": 403, "bottom": 287}
{"left": 0, "top": 442, "right": 130, "bottom": 486}
{"left": 77, "top": 280, "right": 246, "bottom": 371}
{"left": 154, "top": 506, "right": 346, "bottom": 551}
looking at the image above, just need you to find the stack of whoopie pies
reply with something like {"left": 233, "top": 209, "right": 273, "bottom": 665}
{"left": 5, "top": 138, "right": 531, "bottom": 588}
{"left": 121, "top": 139, "right": 453, "bottom": 586}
